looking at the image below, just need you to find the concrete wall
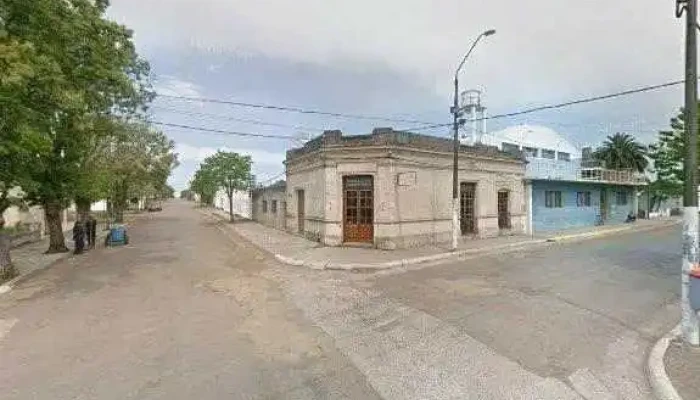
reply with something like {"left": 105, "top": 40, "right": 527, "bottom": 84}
{"left": 532, "top": 180, "right": 636, "bottom": 232}
{"left": 213, "top": 189, "right": 251, "bottom": 219}
{"left": 285, "top": 145, "right": 526, "bottom": 249}
{"left": 285, "top": 163, "right": 328, "bottom": 243}
{"left": 251, "top": 188, "right": 287, "bottom": 230}
{"left": 2, "top": 205, "right": 46, "bottom": 233}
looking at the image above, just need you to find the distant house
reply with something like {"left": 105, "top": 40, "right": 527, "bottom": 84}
{"left": 251, "top": 181, "right": 286, "bottom": 230}
{"left": 484, "top": 125, "right": 646, "bottom": 233}
{"left": 213, "top": 188, "right": 251, "bottom": 219}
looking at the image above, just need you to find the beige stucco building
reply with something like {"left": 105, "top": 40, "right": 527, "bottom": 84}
{"left": 251, "top": 181, "right": 287, "bottom": 230}
{"left": 279, "top": 128, "right": 527, "bottom": 249}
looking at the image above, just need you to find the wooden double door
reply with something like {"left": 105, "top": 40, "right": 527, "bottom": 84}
{"left": 460, "top": 182, "right": 477, "bottom": 234}
{"left": 343, "top": 175, "right": 374, "bottom": 243}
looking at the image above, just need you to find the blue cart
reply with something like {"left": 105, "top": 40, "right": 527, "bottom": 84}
{"left": 105, "top": 225, "right": 129, "bottom": 247}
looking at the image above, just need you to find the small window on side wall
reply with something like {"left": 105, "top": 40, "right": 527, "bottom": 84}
{"left": 271, "top": 200, "right": 277, "bottom": 214}
{"left": 523, "top": 147, "right": 538, "bottom": 158}
{"left": 262, "top": 200, "right": 268, "bottom": 213}
{"left": 616, "top": 191, "right": 628, "bottom": 205}
{"left": 541, "top": 149, "right": 556, "bottom": 159}
{"left": 576, "top": 191, "right": 591, "bottom": 207}
{"left": 502, "top": 142, "right": 520, "bottom": 155}
{"left": 545, "top": 191, "right": 563, "bottom": 208}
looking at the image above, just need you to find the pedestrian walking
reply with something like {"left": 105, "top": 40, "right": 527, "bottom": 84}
{"left": 0, "top": 216, "right": 17, "bottom": 280}
{"left": 89, "top": 215, "right": 97, "bottom": 249}
{"left": 72, "top": 219, "right": 86, "bottom": 255}
{"left": 84, "top": 216, "right": 92, "bottom": 249}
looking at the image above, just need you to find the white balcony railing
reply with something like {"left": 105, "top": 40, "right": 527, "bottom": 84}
{"left": 525, "top": 157, "right": 646, "bottom": 185}
{"left": 578, "top": 168, "right": 646, "bottom": 184}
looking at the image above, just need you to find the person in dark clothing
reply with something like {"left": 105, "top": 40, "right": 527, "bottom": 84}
{"left": 84, "top": 216, "right": 92, "bottom": 249}
{"left": 89, "top": 216, "right": 97, "bottom": 249}
{"left": 72, "top": 219, "right": 86, "bottom": 255}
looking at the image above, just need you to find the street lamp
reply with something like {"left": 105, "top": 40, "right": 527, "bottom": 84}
{"left": 451, "top": 29, "right": 496, "bottom": 251}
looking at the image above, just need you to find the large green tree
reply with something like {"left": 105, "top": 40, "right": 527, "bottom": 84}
{"left": 201, "top": 151, "right": 253, "bottom": 222}
{"left": 190, "top": 167, "right": 218, "bottom": 207}
{"left": 648, "top": 107, "right": 693, "bottom": 210}
{"left": 593, "top": 132, "right": 648, "bottom": 173}
{"left": 1, "top": 0, "right": 152, "bottom": 253}
{"left": 103, "top": 120, "right": 178, "bottom": 223}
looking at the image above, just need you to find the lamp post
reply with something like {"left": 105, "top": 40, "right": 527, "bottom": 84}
{"left": 451, "top": 29, "right": 496, "bottom": 251}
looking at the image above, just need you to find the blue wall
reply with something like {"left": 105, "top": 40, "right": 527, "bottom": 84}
{"left": 532, "top": 181, "right": 635, "bottom": 232}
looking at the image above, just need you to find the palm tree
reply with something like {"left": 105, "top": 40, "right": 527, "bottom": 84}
{"left": 593, "top": 133, "right": 648, "bottom": 172}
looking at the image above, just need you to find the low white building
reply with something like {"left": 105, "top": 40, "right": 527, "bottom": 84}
{"left": 213, "top": 189, "right": 252, "bottom": 219}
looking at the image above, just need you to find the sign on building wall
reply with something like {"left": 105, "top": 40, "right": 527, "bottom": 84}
{"left": 397, "top": 172, "right": 417, "bottom": 187}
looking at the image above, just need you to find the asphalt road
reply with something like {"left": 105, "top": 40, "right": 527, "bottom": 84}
{"left": 0, "top": 201, "right": 682, "bottom": 399}
{"left": 368, "top": 223, "right": 682, "bottom": 399}
{"left": 0, "top": 201, "right": 381, "bottom": 400}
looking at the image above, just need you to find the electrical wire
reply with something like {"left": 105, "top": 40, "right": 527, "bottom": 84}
{"left": 399, "top": 79, "right": 687, "bottom": 131}
{"left": 154, "top": 79, "right": 686, "bottom": 140}
{"left": 150, "top": 106, "right": 328, "bottom": 132}
{"left": 482, "top": 79, "right": 685, "bottom": 122}
{"left": 155, "top": 93, "right": 438, "bottom": 125}
{"left": 150, "top": 121, "right": 296, "bottom": 139}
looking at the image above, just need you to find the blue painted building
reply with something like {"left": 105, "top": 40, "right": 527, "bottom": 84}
{"left": 531, "top": 180, "right": 636, "bottom": 232}
{"left": 483, "top": 125, "right": 645, "bottom": 233}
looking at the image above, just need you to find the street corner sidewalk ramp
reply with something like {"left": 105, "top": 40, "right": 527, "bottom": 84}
{"left": 647, "top": 324, "right": 683, "bottom": 400}
{"left": 273, "top": 238, "right": 545, "bottom": 271}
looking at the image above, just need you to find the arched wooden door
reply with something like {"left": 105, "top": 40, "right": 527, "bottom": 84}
{"left": 343, "top": 175, "right": 374, "bottom": 243}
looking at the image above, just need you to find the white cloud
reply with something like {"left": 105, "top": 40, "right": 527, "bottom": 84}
{"left": 110, "top": 0, "right": 683, "bottom": 104}
{"left": 155, "top": 75, "right": 203, "bottom": 98}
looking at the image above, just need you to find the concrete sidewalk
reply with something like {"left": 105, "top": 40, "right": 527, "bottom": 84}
{"left": 540, "top": 217, "right": 681, "bottom": 243}
{"left": 1, "top": 225, "right": 114, "bottom": 293}
{"left": 206, "top": 208, "right": 680, "bottom": 270}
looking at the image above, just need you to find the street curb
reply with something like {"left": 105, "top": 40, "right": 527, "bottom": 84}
{"left": 0, "top": 230, "right": 110, "bottom": 295}
{"left": 204, "top": 208, "right": 680, "bottom": 271}
{"left": 274, "top": 239, "right": 547, "bottom": 271}
{"left": 547, "top": 220, "right": 680, "bottom": 243}
{"left": 0, "top": 251, "right": 71, "bottom": 295}
{"left": 647, "top": 323, "right": 683, "bottom": 400}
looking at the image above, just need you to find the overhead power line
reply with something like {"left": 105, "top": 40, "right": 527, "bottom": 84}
{"left": 156, "top": 93, "right": 438, "bottom": 125}
{"left": 482, "top": 79, "right": 685, "bottom": 122}
{"left": 150, "top": 106, "right": 328, "bottom": 132}
{"left": 153, "top": 79, "right": 687, "bottom": 140}
{"left": 151, "top": 121, "right": 296, "bottom": 139}
{"left": 400, "top": 79, "right": 687, "bottom": 131}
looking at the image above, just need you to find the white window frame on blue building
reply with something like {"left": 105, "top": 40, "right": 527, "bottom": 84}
{"left": 545, "top": 191, "right": 563, "bottom": 208}
{"left": 615, "top": 191, "right": 628, "bottom": 206}
{"left": 576, "top": 191, "right": 591, "bottom": 207}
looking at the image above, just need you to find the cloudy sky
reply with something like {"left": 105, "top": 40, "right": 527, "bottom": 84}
{"left": 108, "top": 0, "right": 687, "bottom": 191}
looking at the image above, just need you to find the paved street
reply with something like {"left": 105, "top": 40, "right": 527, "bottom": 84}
{"left": 0, "top": 201, "right": 682, "bottom": 399}
{"left": 0, "top": 201, "right": 381, "bottom": 400}
{"left": 365, "top": 224, "right": 681, "bottom": 398}
{"left": 271, "top": 221, "right": 681, "bottom": 399}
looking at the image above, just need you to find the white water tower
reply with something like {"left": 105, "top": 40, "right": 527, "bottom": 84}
{"left": 460, "top": 89, "right": 487, "bottom": 144}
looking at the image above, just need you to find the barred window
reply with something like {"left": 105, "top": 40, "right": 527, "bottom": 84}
{"left": 576, "top": 192, "right": 591, "bottom": 207}
{"left": 545, "top": 191, "right": 563, "bottom": 208}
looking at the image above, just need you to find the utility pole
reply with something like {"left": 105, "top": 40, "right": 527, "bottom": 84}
{"left": 452, "top": 76, "right": 461, "bottom": 251}
{"left": 678, "top": 0, "right": 700, "bottom": 346}
{"left": 451, "top": 29, "right": 496, "bottom": 251}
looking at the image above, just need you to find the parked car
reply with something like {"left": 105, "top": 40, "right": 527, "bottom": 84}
{"left": 147, "top": 201, "right": 163, "bottom": 212}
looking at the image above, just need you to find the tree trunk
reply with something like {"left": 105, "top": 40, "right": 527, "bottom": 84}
{"left": 114, "top": 205, "right": 125, "bottom": 224}
{"left": 228, "top": 192, "right": 234, "bottom": 223}
{"left": 44, "top": 201, "right": 68, "bottom": 253}
{"left": 76, "top": 197, "right": 91, "bottom": 221}
{"left": 0, "top": 232, "right": 16, "bottom": 282}
{"left": 113, "top": 180, "right": 128, "bottom": 223}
